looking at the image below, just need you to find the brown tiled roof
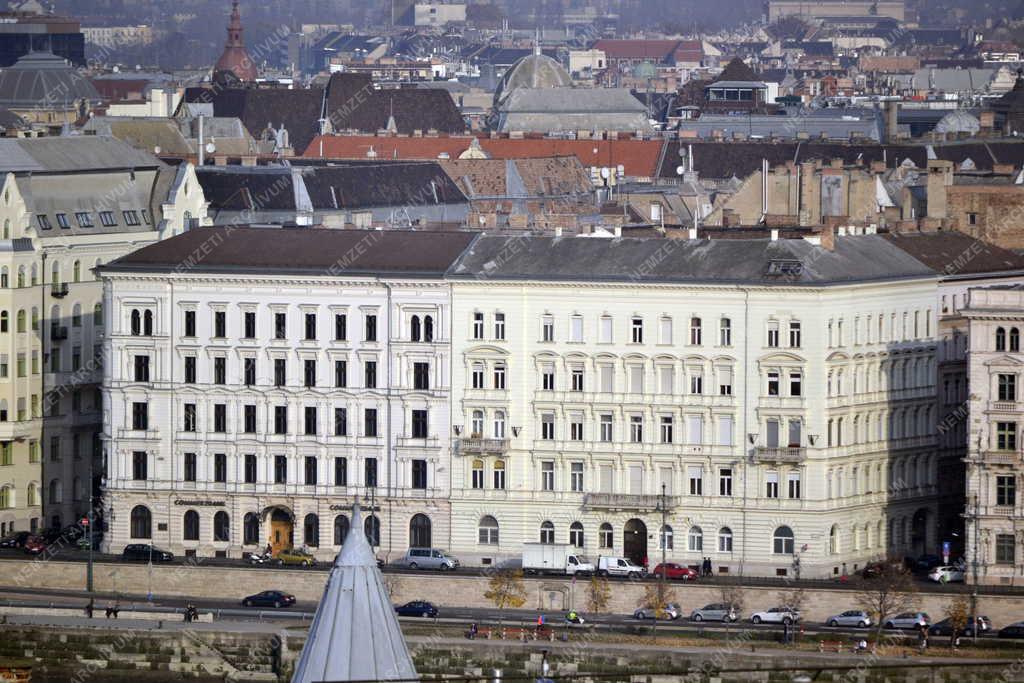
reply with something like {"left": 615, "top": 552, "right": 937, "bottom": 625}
{"left": 103, "top": 226, "right": 480, "bottom": 276}
{"left": 440, "top": 156, "right": 593, "bottom": 197}
{"left": 592, "top": 39, "right": 681, "bottom": 62}
{"left": 883, "top": 231, "right": 1024, "bottom": 277}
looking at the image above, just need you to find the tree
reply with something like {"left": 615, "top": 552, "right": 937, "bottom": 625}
{"left": 484, "top": 569, "right": 527, "bottom": 623}
{"left": 856, "top": 560, "right": 918, "bottom": 640}
{"left": 585, "top": 575, "right": 611, "bottom": 614}
{"left": 640, "top": 581, "right": 678, "bottom": 619}
{"left": 782, "top": 586, "right": 809, "bottom": 615}
{"left": 719, "top": 584, "right": 746, "bottom": 615}
{"left": 945, "top": 595, "right": 970, "bottom": 635}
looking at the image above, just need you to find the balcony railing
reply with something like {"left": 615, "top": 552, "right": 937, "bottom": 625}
{"left": 50, "top": 325, "right": 67, "bottom": 340}
{"left": 984, "top": 451, "right": 1021, "bottom": 466}
{"left": 453, "top": 437, "right": 509, "bottom": 456}
{"left": 753, "top": 446, "right": 806, "bottom": 463}
{"left": 50, "top": 283, "right": 68, "bottom": 298}
{"left": 582, "top": 493, "right": 679, "bottom": 511}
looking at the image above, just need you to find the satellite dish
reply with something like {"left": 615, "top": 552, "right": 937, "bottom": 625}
{"left": 676, "top": 165, "right": 685, "bottom": 175}
{"left": 600, "top": 167, "right": 610, "bottom": 179}
{"left": 205, "top": 142, "right": 216, "bottom": 154}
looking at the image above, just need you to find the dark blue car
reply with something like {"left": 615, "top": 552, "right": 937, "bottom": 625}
{"left": 241, "top": 590, "right": 296, "bottom": 608}
{"left": 395, "top": 601, "right": 438, "bottom": 618}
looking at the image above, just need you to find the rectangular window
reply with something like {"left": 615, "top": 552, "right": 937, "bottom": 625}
{"left": 541, "top": 461, "right": 555, "bottom": 491}
{"left": 413, "top": 362, "right": 430, "bottom": 390}
{"left": 304, "top": 359, "right": 317, "bottom": 387}
{"left": 686, "top": 415, "right": 703, "bottom": 445}
{"left": 790, "top": 372, "right": 802, "bottom": 397}
{"left": 183, "top": 403, "right": 197, "bottom": 432}
{"left": 274, "top": 406, "right": 287, "bottom": 434}
{"left": 304, "top": 313, "right": 317, "bottom": 340}
{"left": 493, "top": 363, "right": 506, "bottom": 389}
{"left": 660, "top": 317, "right": 673, "bottom": 345}
{"left": 718, "top": 416, "right": 734, "bottom": 446}
{"left": 184, "top": 356, "right": 196, "bottom": 383}
{"left": 996, "top": 534, "right": 1016, "bottom": 564}
{"left": 36, "top": 215, "right": 52, "bottom": 230}
{"left": 997, "top": 422, "right": 1017, "bottom": 451}
{"left": 719, "top": 367, "right": 733, "bottom": 395}
{"left": 571, "top": 368, "right": 584, "bottom": 392}
{"left": 570, "top": 462, "right": 584, "bottom": 492}
{"left": 334, "top": 360, "right": 348, "bottom": 388}
{"left": 411, "top": 459, "right": 427, "bottom": 489}
{"left": 660, "top": 416, "right": 673, "bottom": 443}
{"left": 767, "top": 321, "right": 779, "bottom": 347}
{"left": 213, "top": 357, "right": 226, "bottom": 384}
{"left": 688, "top": 465, "right": 703, "bottom": 496}
{"left": 631, "top": 317, "right": 643, "bottom": 343}
{"left": 334, "top": 408, "right": 347, "bottom": 436}
{"left": 542, "top": 315, "right": 554, "bottom": 342}
{"left": 365, "top": 314, "right": 377, "bottom": 342}
{"left": 570, "top": 316, "right": 583, "bottom": 342}
{"left": 213, "top": 311, "right": 226, "bottom": 338}
{"left": 789, "top": 321, "right": 801, "bottom": 347}
{"left": 997, "top": 475, "right": 1016, "bottom": 507}
{"left": 472, "top": 312, "right": 484, "bottom": 339}
{"left": 131, "top": 402, "right": 148, "bottom": 430}
{"left": 569, "top": 414, "right": 583, "bottom": 441}
{"left": 599, "top": 414, "right": 613, "bottom": 442}
{"left": 630, "top": 415, "right": 643, "bottom": 443}
{"left": 304, "top": 406, "right": 317, "bottom": 435}
{"left": 689, "top": 369, "right": 703, "bottom": 394}
{"left": 75, "top": 212, "right": 94, "bottom": 228}
{"left": 659, "top": 366, "right": 674, "bottom": 394}
{"left": 244, "top": 454, "right": 257, "bottom": 484}
{"left": 334, "top": 457, "right": 347, "bottom": 486}
{"left": 214, "top": 453, "right": 227, "bottom": 483}
{"left": 600, "top": 365, "right": 613, "bottom": 392}
{"left": 274, "top": 358, "right": 286, "bottom": 387}
{"left": 365, "top": 361, "right": 377, "bottom": 388}
{"left": 206, "top": 404, "right": 226, "bottom": 433}
{"left": 541, "top": 413, "right": 555, "bottom": 440}
{"left": 132, "top": 451, "right": 147, "bottom": 480}
{"left": 719, "top": 468, "right": 733, "bottom": 496}
{"left": 494, "top": 312, "right": 506, "bottom": 340}
{"left": 720, "top": 318, "right": 732, "bottom": 346}
{"left": 364, "top": 408, "right": 378, "bottom": 437}
{"left": 123, "top": 210, "right": 141, "bottom": 226}
{"left": 600, "top": 316, "right": 613, "bottom": 343}
{"left": 244, "top": 357, "right": 256, "bottom": 386}
{"left": 999, "top": 374, "right": 1017, "bottom": 402}
{"left": 412, "top": 409, "right": 428, "bottom": 438}
{"left": 274, "top": 455, "right": 287, "bottom": 484}
{"left": 55, "top": 213, "right": 69, "bottom": 229}
{"left": 274, "top": 312, "right": 286, "bottom": 339}
{"left": 184, "top": 310, "right": 196, "bottom": 337}
{"left": 334, "top": 313, "right": 347, "bottom": 341}
{"left": 98, "top": 210, "right": 116, "bottom": 227}
{"left": 244, "top": 311, "right": 256, "bottom": 338}
{"left": 766, "top": 471, "right": 779, "bottom": 499}
{"left": 767, "top": 371, "right": 780, "bottom": 396}
{"left": 305, "top": 456, "right": 318, "bottom": 485}
{"left": 134, "top": 355, "right": 150, "bottom": 382}
{"left": 184, "top": 452, "right": 197, "bottom": 482}
{"left": 243, "top": 404, "right": 256, "bottom": 433}
{"left": 788, "top": 472, "right": 801, "bottom": 499}
{"left": 365, "top": 458, "right": 378, "bottom": 487}
{"left": 629, "top": 366, "right": 644, "bottom": 393}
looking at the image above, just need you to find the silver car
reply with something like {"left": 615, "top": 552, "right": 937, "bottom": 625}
{"left": 690, "top": 603, "right": 739, "bottom": 623}
{"left": 634, "top": 603, "right": 681, "bottom": 620}
{"left": 399, "top": 547, "right": 459, "bottom": 570}
{"left": 826, "top": 610, "right": 872, "bottom": 628}
{"left": 884, "top": 612, "right": 930, "bottom": 630}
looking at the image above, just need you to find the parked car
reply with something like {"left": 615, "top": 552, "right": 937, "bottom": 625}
{"left": 275, "top": 548, "right": 315, "bottom": 567}
{"left": 395, "top": 601, "right": 438, "bottom": 618}
{"left": 633, "top": 603, "right": 681, "bottom": 620}
{"left": 998, "top": 622, "right": 1024, "bottom": 639}
{"left": 651, "top": 563, "right": 697, "bottom": 581}
{"left": 928, "top": 565, "right": 965, "bottom": 583}
{"left": 690, "top": 603, "right": 739, "bottom": 623}
{"left": 884, "top": 612, "right": 930, "bottom": 629}
{"left": 826, "top": 610, "right": 872, "bottom": 628}
{"left": 750, "top": 606, "right": 800, "bottom": 625}
{"left": 241, "top": 590, "right": 296, "bottom": 608}
{"left": 928, "top": 616, "right": 991, "bottom": 637}
{"left": 122, "top": 544, "right": 174, "bottom": 562}
{"left": 22, "top": 536, "right": 46, "bottom": 555}
{"left": 398, "top": 547, "right": 459, "bottom": 571}
{"left": 0, "top": 531, "right": 31, "bottom": 549}
{"left": 597, "top": 556, "right": 645, "bottom": 578}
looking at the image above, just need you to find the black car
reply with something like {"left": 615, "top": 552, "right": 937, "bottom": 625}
{"left": 395, "top": 601, "right": 438, "bottom": 618}
{"left": 241, "top": 590, "right": 296, "bottom": 608}
{"left": 122, "top": 544, "right": 174, "bottom": 562}
{"left": 0, "top": 531, "right": 31, "bottom": 548}
{"left": 928, "top": 616, "right": 990, "bottom": 637}
{"left": 999, "top": 622, "right": 1024, "bottom": 639}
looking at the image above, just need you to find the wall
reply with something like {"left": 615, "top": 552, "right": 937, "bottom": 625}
{"left": 947, "top": 185, "right": 1024, "bottom": 251}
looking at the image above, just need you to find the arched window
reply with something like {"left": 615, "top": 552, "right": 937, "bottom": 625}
{"left": 243, "top": 512, "right": 260, "bottom": 545}
{"left": 687, "top": 525, "right": 703, "bottom": 551}
{"left": 773, "top": 525, "right": 794, "bottom": 554}
{"left": 94, "top": 258, "right": 102, "bottom": 281}
{"left": 16, "top": 266, "right": 23, "bottom": 288}
{"left": 130, "top": 309, "right": 141, "bottom": 335}
{"left": 410, "top": 513, "right": 431, "bottom": 547}
{"left": 997, "top": 327, "right": 1007, "bottom": 351}
{"left": 569, "top": 521, "right": 584, "bottom": 548}
{"left": 493, "top": 459, "right": 506, "bottom": 489}
{"left": 72, "top": 260, "right": 81, "bottom": 283}
{"left": 70, "top": 304, "right": 79, "bottom": 328}
{"left": 828, "top": 524, "right": 838, "bottom": 554}
{"left": 493, "top": 410, "right": 506, "bottom": 438}
{"left": 213, "top": 511, "right": 230, "bottom": 542}
{"left": 333, "top": 514, "right": 349, "bottom": 545}
{"left": 1012, "top": 328, "right": 1020, "bottom": 352}
{"left": 1, "top": 266, "right": 7, "bottom": 288}
{"left": 303, "top": 513, "right": 319, "bottom": 547}
{"left": 540, "top": 520, "right": 555, "bottom": 544}
{"left": 690, "top": 316, "right": 702, "bottom": 345}
{"left": 478, "top": 515, "right": 498, "bottom": 545}
{"left": 15, "top": 309, "right": 24, "bottom": 333}
{"left": 25, "top": 483, "right": 35, "bottom": 507}
{"left": 718, "top": 527, "right": 733, "bottom": 552}
{"left": 2, "top": 219, "right": 8, "bottom": 239}
{"left": 50, "top": 261, "right": 59, "bottom": 285}
{"left": 365, "top": 515, "right": 380, "bottom": 546}
{"left": 471, "top": 459, "right": 484, "bottom": 489}
{"left": 183, "top": 510, "right": 200, "bottom": 541}
{"left": 0, "top": 311, "right": 7, "bottom": 333}
{"left": 720, "top": 317, "right": 732, "bottom": 345}
{"left": 48, "top": 479, "right": 61, "bottom": 504}
{"left": 660, "top": 524, "right": 674, "bottom": 550}
{"left": 410, "top": 315, "right": 421, "bottom": 342}
{"left": 424, "top": 316, "right": 434, "bottom": 342}
{"left": 94, "top": 303, "right": 103, "bottom": 326}
{"left": 130, "top": 505, "right": 152, "bottom": 539}
{"left": 599, "top": 522, "right": 613, "bottom": 548}
{"left": 0, "top": 485, "right": 11, "bottom": 509}
{"left": 471, "top": 410, "right": 484, "bottom": 436}
{"left": 143, "top": 310, "right": 153, "bottom": 336}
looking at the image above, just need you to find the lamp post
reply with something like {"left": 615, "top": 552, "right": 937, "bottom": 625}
{"left": 971, "top": 492, "right": 980, "bottom": 644}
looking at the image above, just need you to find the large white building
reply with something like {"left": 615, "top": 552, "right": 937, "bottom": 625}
{"left": 99, "top": 228, "right": 474, "bottom": 560}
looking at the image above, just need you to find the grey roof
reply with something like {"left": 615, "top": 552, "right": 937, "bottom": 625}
{"left": 909, "top": 68, "right": 998, "bottom": 92}
{"left": 501, "top": 87, "right": 649, "bottom": 114}
{"left": 678, "top": 111, "right": 882, "bottom": 142}
{"left": 0, "top": 51, "right": 99, "bottom": 109}
{"left": 291, "top": 503, "right": 417, "bottom": 683}
{"left": 447, "top": 234, "right": 938, "bottom": 286}
{"left": 0, "top": 136, "right": 161, "bottom": 173}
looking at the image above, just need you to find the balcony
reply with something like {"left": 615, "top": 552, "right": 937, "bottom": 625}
{"left": 454, "top": 437, "right": 509, "bottom": 456}
{"left": 50, "top": 325, "right": 67, "bottom": 341}
{"left": 50, "top": 283, "right": 68, "bottom": 298}
{"left": 991, "top": 401, "right": 1017, "bottom": 413}
{"left": 582, "top": 493, "right": 679, "bottom": 512}
{"left": 984, "top": 451, "right": 1021, "bottom": 466}
{"left": 753, "top": 446, "right": 806, "bottom": 463}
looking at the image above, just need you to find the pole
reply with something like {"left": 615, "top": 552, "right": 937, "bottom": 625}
{"left": 971, "top": 492, "right": 979, "bottom": 644}
{"left": 660, "top": 482, "right": 667, "bottom": 598}
{"left": 87, "top": 453, "right": 94, "bottom": 593}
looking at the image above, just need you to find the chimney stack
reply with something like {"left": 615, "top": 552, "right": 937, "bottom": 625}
{"left": 820, "top": 225, "right": 835, "bottom": 252}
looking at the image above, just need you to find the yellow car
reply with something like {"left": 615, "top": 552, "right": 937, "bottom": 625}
{"left": 275, "top": 548, "right": 316, "bottom": 567}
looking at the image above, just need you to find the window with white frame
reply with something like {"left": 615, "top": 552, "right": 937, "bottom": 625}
{"left": 660, "top": 317, "right": 673, "bottom": 344}
{"left": 541, "top": 462, "right": 554, "bottom": 491}
{"left": 494, "top": 312, "right": 505, "bottom": 340}
{"left": 493, "top": 411, "right": 506, "bottom": 438}
{"left": 629, "top": 365, "right": 644, "bottom": 393}
{"left": 631, "top": 317, "right": 643, "bottom": 343}
{"left": 599, "top": 414, "right": 613, "bottom": 442}
{"left": 472, "top": 312, "right": 484, "bottom": 340}
{"left": 493, "top": 460, "right": 506, "bottom": 489}
{"left": 599, "top": 365, "right": 614, "bottom": 392}
{"left": 630, "top": 415, "right": 643, "bottom": 443}
{"left": 719, "top": 367, "right": 733, "bottom": 395}
{"left": 688, "top": 525, "right": 703, "bottom": 551}
{"left": 720, "top": 317, "right": 732, "bottom": 346}
{"left": 690, "top": 317, "right": 702, "bottom": 345}
{"left": 766, "top": 471, "right": 779, "bottom": 498}
{"left": 540, "top": 413, "right": 555, "bottom": 440}
{"left": 718, "top": 527, "right": 733, "bottom": 552}
{"left": 569, "top": 413, "right": 584, "bottom": 441}
{"left": 571, "top": 367, "right": 584, "bottom": 392}
{"left": 659, "top": 366, "right": 674, "bottom": 394}
{"left": 542, "top": 315, "right": 554, "bottom": 342}
{"left": 471, "top": 410, "right": 484, "bottom": 436}
{"left": 541, "top": 364, "right": 555, "bottom": 390}
{"left": 686, "top": 415, "right": 703, "bottom": 445}
{"left": 599, "top": 316, "right": 613, "bottom": 343}
{"left": 570, "top": 315, "right": 583, "bottom": 342}
{"left": 718, "top": 415, "right": 734, "bottom": 446}
{"left": 767, "top": 321, "right": 780, "bottom": 347}
{"left": 767, "top": 371, "right": 780, "bottom": 396}
{"left": 688, "top": 465, "right": 703, "bottom": 495}
{"left": 570, "top": 462, "right": 584, "bottom": 492}
{"left": 789, "top": 320, "right": 801, "bottom": 347}
{"left": 789, "top": 371, "right": 802, "bottom": 397}
{"left": 471, "top": 459, "right": 485, "bottom": 489}
{"left": 660, "top": 415, "right": 674, "bottom": 443}
{"left": 493, "top": 363, "right": 506, "bottom": 390}
{"left": 689, "top": 368, "right": 703, "bottom": 394}
{"left": 471, "top": 362, "right": 484, "bottom": 389}
{"left": 787, "top": 472, "right": 801, "bottom": 499}
{"left": 719, "top": 468, "right": 733, "bottom": 496}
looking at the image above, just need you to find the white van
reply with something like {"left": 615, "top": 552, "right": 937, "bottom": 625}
{"left": 597, "top": 556, "right": 645, "bottom": 578}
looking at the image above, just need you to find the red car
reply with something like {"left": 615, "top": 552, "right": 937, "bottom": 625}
{"left": 651, "top": 563, "right": 697, "bottom": 581}
{"left": 22, "top": 536, "right": 46, "bottom": 555}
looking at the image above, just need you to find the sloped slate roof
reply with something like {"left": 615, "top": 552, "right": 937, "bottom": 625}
{"left": 195, "top": 167, "right": 297, "bottom": 211}
{"left": 501, "top": 87, "right": 648, "bottom": 114}
{"left": 291, "top": 503, "right": 417, "bottom": 683}
{"left": 184, "top": 86, "right": 324, "bottom": 154}
{"left": 300, "top": 161, "right": 467, "bottom": 209}
{"left": 0, "top": 136, "right": 161, "bottom": 173}
{"left": 883, "top": 231, "right": 1024, "bottom": 277}
{"left": 325, "top": 73, "right": 466, "bottom": 136}
{"left": 103, "top": 226, "right": 479, "bottom": 276}
{"left": 0, "top": 51, "right": 99, "bottom": 109}
{"left": 447, "top": 234, "right": 937, "bottom": 286}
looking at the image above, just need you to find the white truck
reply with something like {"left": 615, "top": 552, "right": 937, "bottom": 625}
{"left": 597, "top": 556, "right": 645, "bottom": 578}
{"left": 522, "top": 543, "right": 595, "bottom": 576}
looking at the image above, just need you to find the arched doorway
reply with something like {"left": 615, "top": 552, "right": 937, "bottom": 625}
{"left": 410, "top": 513, "right": 431, "bottom": 547}
{"left": 624, "top": 518, "right": 647, "bottom": 567}
{"left": 911, "top": 508, "right": 929, "bottom": 556}
{"left": 268, "top": 508, "right": 294, "bottom": 555}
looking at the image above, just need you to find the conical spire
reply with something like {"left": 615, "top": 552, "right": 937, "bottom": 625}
{"left": 213, "top": 0, "right": 257, "bottom": 82}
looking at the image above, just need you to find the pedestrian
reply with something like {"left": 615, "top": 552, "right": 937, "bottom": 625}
{"left": 85, "top": 599, "right": 94, "bottom": 619}
{"left": 707, "top": 558, "right": 714, "bottom": 576}
{"left": 112, "top": 602, "right": 119, "bottom": 619}
{"left": 783, "top": 621, "right": 790, "bottom": 645}
{"left": 104, "top": 604, "right": 112, "bottom": 619}
{"left": 950, "top": 629, "right": 959, "bottom": 650}
{"left": 918, "top": 625, "right": 927, "bottom": 652}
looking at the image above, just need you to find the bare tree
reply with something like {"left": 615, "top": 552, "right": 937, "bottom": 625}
{"left": 945, "top": 595, "right": 970, "bottom": 636}
{"left": 640, "top": 581, "right": 679, "bottom": 619}
{"left": 585, "top": 575, "right": 612, "bottom": 614}
{"left": 719, "top": 584, "right": 746, "bottom": 615}
{"left": 484, "top": 569, "right": 527, "bottom": 624}
{"left": 782, "top": 586, "right": 809, "bottom": 614}
{"left": 856, "top": 561, "right": 918, "bottom": 640}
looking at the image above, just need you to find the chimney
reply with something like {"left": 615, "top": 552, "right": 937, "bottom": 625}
{"left": 885, "top": 100, "right": 900, "bottom": 143}
{"left": 820, "top": 225, "right": 835, "bottom": 251}
{"left": 979, "top": 111, "right": 995, "bottom": 131}
{"left": 926, "top": 159, "right": 953, "bottom": 219}
{"left": 688, "top": 227, "right": 698, "bottom": 239}
{"left": 554, "top": 226, "right": 563, "bottom": 237}
{"left": 770, "top": 228, "right": 779, "bottom": 241}
{"left": 613, "top": 226, "right": 622, "bottom": 237}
